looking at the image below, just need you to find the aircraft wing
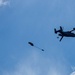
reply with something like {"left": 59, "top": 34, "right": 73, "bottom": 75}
{"left": 60, "top": 36, "right": 63, "bottom": 41}
{"left": 69, "top": 28, "right": 75, "bottom": 32}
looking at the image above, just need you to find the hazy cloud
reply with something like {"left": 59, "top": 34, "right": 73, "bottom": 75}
{"left": 0, "top": 0, "right": 9, "bottom": 6}
{"left": 70, "top": 71, "right": 75, "bottom": 75}
{"left": 2, "top": 50, "right": 70, "bottom": 75}
{"left": 70, "top": 66, "right": 75, "bottom": 75}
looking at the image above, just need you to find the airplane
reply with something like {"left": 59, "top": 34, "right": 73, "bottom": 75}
{"left": 54, "top": 26, "right": 75, "bottom": 41}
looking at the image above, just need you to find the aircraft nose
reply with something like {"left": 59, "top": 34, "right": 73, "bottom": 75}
{"left": 73, "top": 28, "right": 75, "bottom": 30}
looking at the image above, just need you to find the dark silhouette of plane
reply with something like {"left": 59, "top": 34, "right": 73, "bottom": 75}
{"left": 54, "top": 26, "right": 75, "bottom": 41}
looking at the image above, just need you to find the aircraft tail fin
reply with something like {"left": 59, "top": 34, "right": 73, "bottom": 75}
{"left": 54, "top": 28, "right": 57, "bottom": 34}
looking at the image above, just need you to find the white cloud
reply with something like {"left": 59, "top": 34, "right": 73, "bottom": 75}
{"left": 70, "top": 71, "right": 75, "bottom": 75}
{"left": 0, "top": 0, "right": 9, "bottom": 6}
{"left": 2, "top": 50, "right": 70, "bottom": 75}
{"left": 70, "top": 66, "right": 75, "bottom": 75}
{"left": 71, "top": 66, "right": 75, "bottom": 71}
{"left": 3, "top": 51, "right": 40, "bottom": 75}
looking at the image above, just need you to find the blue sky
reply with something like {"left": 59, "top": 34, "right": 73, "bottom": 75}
{"left": 0, "top": 0, "right": 75, "bottom": 75}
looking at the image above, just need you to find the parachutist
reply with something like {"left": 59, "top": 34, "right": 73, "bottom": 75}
{"left": 28, "top": 42, "right": 34, "bottom": 46}
{"left": 28, "top": 42, "right": 44, "bottom": 51}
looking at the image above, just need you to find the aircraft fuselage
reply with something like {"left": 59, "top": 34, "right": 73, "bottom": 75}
{"left": 59, "top": 31, "right": 75, "bottom": 37}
